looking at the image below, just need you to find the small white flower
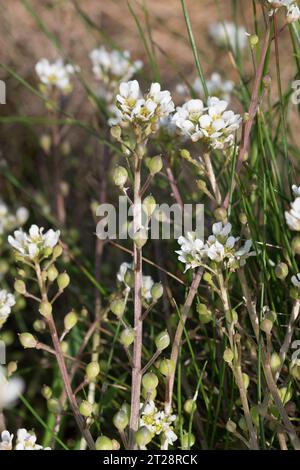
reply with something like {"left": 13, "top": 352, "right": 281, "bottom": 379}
{"left": 35, "top": 58, "right": 77, "bottom": 93}
{"left": 0, "top": 431, "right": 13, "bottom": 450}
{"left": 0, "top": 289, "right": 15, "bottom": 328}
{"left": 176, "top": 232, "right": 206, "bottom": 271}
{"left": 287, "top": 4, "right": 300, "bottom": 23}
{"left": 292, "top": 273, "right": 300, "bottom": 288}
{"left": 8, "top": 225, "right": 60, "bottom": 260}
{"left": 209, "top": 22, "right": 247, "bottom": 53}
{"left": 177, "top": 73, "right": 234, "bottom": 103}
{"left": 15, "top": 429, "right": 50, "bottom": 450}
{"left": 117, "top": 262, "right": 155, "bottom": 301}
{"left": 148, "top": 83, "right": 175, "bottom": 118}
{"left": 0, "top": 202, "right": 28, "bottom": 236}
{"left": 0, "top": 366, "right": 24, "bottom": 409}
{"left": 292, "top": 185, "right": 300, "bottom": 197}
{"left": 285, "top": 197, "right": 300, "bottom": 231}
{"left": 140, "top": 401, "right": 177, "bottom": 444}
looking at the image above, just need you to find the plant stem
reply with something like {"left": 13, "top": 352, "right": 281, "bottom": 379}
{"left": 203, "top": 152, "right": 222, "bottom": 206}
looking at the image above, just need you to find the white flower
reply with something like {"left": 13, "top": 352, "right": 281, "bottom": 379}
{"left": 0, "top": 289, "right": 15, "bottom": 328}
{"left": 35, "top": 58, "right": 77, "bottom": 93}
{"left": 209, "top": 22, "right": 247, "bottom": 53}
{"left": 292, "top": 185, "right": 300, "bottom": 197}
{"left": 0, "top": 431, "right": 13, "bottom": 450}
{"left": 117, "top": 262, "right": 154, "bottom": 301}
{"left": 177, "top": 73, "right": 234, "bottom": 103}
{"left": 266, "top": 0, "right": 294, "bottom": 7}
{"left": 287, "top": 4, "right": 300, "bottom": 22}
{"left": 285, "top": 197, "right": 300, "bottom": 231}
{"left": 291, "top": 273, "right": 300, "bottom": 288}
{"left": 8, "top": 225, "right": 60, "bottom": 260}
{"left": 89, "top": 47, "right": 142, "bottom": 87}
{"left": 15, "top": 429, "right": 51, "bottom": 450}
{"left": 0, "top": 202, "right": 28, "bottom": 236}
{"left": 0, "top": 366, "right": 24, "bottom": 409}
{"left": 148, "top": 83, "right": 175, "bottom": 118}
{"left": 140, "top": 401, "right": 177, "bottom": 445}
{"left": 176, "top": 232, "right": 206, "bottom": 271}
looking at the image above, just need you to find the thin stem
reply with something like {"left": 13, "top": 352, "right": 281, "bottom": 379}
{"left": 203, "top": 152, "right": 222, "bottom": 206}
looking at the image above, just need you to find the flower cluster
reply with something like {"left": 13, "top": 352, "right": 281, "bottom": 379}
{"left": 0, "top": 202, "right": 28, "bottom": 236}
{"left": 176, "top": 222, "right": 256, "bottom": 272}
{"left": 177, "top": 73, "right": 234, "bottom": 103}
{"left": 117, "top": 262, "right": 154, "bottom": 301}
{"left": 285, "top": 185, "right": 300, "bottom": 231}
{"left": 0, "top": 289, "right": 15, "bottom": 329}
{"left": 90, "top": 47, "right": 142, "bottom": 91}
{"left": 0, "top": 429, "right": 50, "bottom": 450}
{"left": 35, "top": 58, "right": 77, "bottom": 94}
{"left": 266, "top": 1, "right": 300, "bottom": 22}
{"left": 0, "top": 366, "right": 24, "bottom": 410}
{"left": 116, "top": 80, "right": 174, "bottom": 129}
{"left": 173, "top": 97, "right": 241, "bottom": 149}
{"left": 8, "top": 225, "right": 60, "bottom": 261}
{"left": 209, "top": 22, "right": 247, "bottom": 53}
{"left": 140, "top": 401, "right": 177, "bottom": 446}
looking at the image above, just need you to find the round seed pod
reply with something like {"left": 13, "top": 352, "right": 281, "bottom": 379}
{"left": 95, "top": 436, "right": 113, "bottom": 451}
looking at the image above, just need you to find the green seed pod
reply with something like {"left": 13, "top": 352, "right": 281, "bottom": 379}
{"left": 33, "top": 319, "right": 46, "bottom": 332}
{"left": 242, "top": 373, "right": 250, "bottom": 390}
{"left": 80, "top": 400, "right": 93, "bottom": 417}
{"left": 151, "top": 283, "right": 163, "bottom": 301}
{"left": 110, "top": 299, "right": 126, "bottom": 318}
{"left": 278, "top": 387, "right": 293, "bottom": 405}
{"left": 47, "top": 398, "right": 61, "bottom": 414}
{"left": 250, "top": 406, "right": 260, "bottom": 427}
{"left": 226, "top": 310, "right": 238, "bottom": 324}
{"left": 214, "top": 207, "right": 227, "bottom": 222}
{"left": 41, "top": 385, "right": 52, "bottom": 400}
{"left": 135, "top": 427, "right": 152, "bottom": 447}
{"left": 19, "top": 332, "right": 37, "bottom": 349}
{"left": 95, "top": 436, "right": 113, "bottom": 450}
{"left": 291, "top": 236, "right": 300, "bottom": 255}
{"left": 113, "top": 410, "right": 129, "bottom": 432}
{"left": 53, "top": 245, "right": 63, "bottom": 259}
{"left": 249, "top": 34, "right": 259, "bottom": 48}
{"left": 47, "top": 265, "right": 59, "bottom": 282}
{"left": 86, "top": 361, "right": 100, "bottom": 380}
{"left": 275, "top": 262, "right": 289, "bottom": 280}
{"left": 112, "top": 439, "right": 121, "bottom": 450}
{"left": 197, "top": 303, "right": 212, "bottom": 324}
{"left": 159, "top": 359, "right": 175, "bottom": 377}
{"left": 239, "top": 212, "right": 248, "bottom": 225}
{"left": 155, "top": 330, "right": 170, "bottom": 351}
{"left": 39, "top": 301, "right": 52, "bottom": 319}
{"left": 143, "top": 195, "right": 156, "bottom": 217}
{"left": 64, "top": 311, "right": 78, "bottom": 331}
{"left": 57, "top": 273, "right": 70, "bottom": 291}
{"left": 181, "top": 432, "right": 195, "bottom": 449}
{"left": 14, "top": 279, "right": 26, "bottom": 295}
{"left": 270, "top": 352, "right": 281, "bottom": 373}
{"left": 120, "top": 327, "right": 135, "bottom": 347}
{"left": 110, "top": 125, "right": 122, "bottom": 141}
{"left": 142, "top": 372, "right": 159, "bottom": 391}
{"left": 183, "top": 399, "right": 196, "bottom": 414}
{"left": 238, "top": 416, "right": 247, "bottom": 432}
{"left": 7, "top": 361, "right": 18, "bottom": 377}
{"left": 260, "top": 318, "right": 273, "bottom": 334}
{"left": 223, "top": 348, "right": 234, "bottom": 363}
{"left": 289, "top": 360, "right": 300, "bottom": 380}
{"left": 226, "top": 419, "right": 237, "bottom": 433}
{"left": 60, "top": 341, "right": 69, "bottom": 354}
{"left": 124, "top": 269, "right": 135, "bottom": 288}
{"left": 180, "top": 149, "right": 191, "bottom": 160}
{"left": 112, "top": 166, "right": 128, "bottom": 187}
{"left": 146, "top": 155, "right": 163, "bottom": 175}
{"left": 133, "top": 229, "right": 148, "bottom": 249}
{"left": 39, "top": 134, "right": 51, "bottom": 154}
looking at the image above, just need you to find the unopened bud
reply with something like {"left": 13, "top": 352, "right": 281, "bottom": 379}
{"left": 249, "top": 34, "right": 259, "bottom": 48}
{"left": 19, "top": 332, "right": 37, "bottom": 349}
{"left": 120, "top": 327, "right": 135, "bottom": 347}
{"left": 7, "top": 361, "right": 18, "bottom": 377}
{"left": 80, "top": 400, "right": 93, "bottom": 417}
{"left": 57, "top": 273, "right": 70, "bottom": 291}
{"left": 133, "top": 229, "right": 148, "bottom": 249}
{"left": 223, "top": 348, "right": 234, "bottom": 363}
{"left": 39, "top": 134, "right": 51, "bottom": 154}
{"left": 47, "top": 398, "right": 61, "bottom": 414}
{"left": 214, "top": 207, "right": 227, "bottom": 222}
{"left": 64, "top": 311, "right": 78, "bottom": 331}
{"left": 184, "top": 398, "right": 196, "bottom": 414}
{"left": 242, "top": 373, "right": 250, "bottom": 390}
{"left": 146, "top": 155, "right": 163, "bottom": 175}
{"left": 226, "top": 419, "right": 237, "bottom": 433}
{"left": 143, "top": 195, "right": 156, "bottom": 217}
{"left": 291, "top": 237, "right": 300, "bottom": 255}
{"left": 42, "top": 385, "right": 52, "bottom": 400}
{"left": 95, "top": 435, "right": 113, "bottom": 450}
{"left": 159, "top": 359, "right": 175, "bottom": 377}
{"left": 39, "top": 301, "right": 52, "bottom": 318}
{"left": 275, "top": 262, "right": 288, "bottom": 280}
{"left": 270, "top": 352, "right": 281, "bottom": 373}
{"left": 86, "top": 361, "right": 100, "bottom": 380}
{"left": 110, "top": 125, "right": 122, "bottom": 141}
{"left": 113, "top": 410, "right": 129, "bottom": 432}
{"left": 260, "top": 318, "right": 273, "bottom": 334}
{"left": 142, "top": 372, "right": 158, "bottom": 391}
{"left": 47, "top": 265, "right": 59, "bottom": 282}
{"left": 182, "top": 432, "right": 195, "bottom": 449}
{"left": 53, "top": 245, "right": 63, "bottom": 259}
{"left": 110, "top": 299, "right": 126, "bottom": 318}
{"left": 135, "top": 427, "right": 152, "bottom": 447}
{"left": 263, "top": 75, "right": 272, "bottom": 89}
{"left": 112, "top": 166, "right": 128, "bottom": 187}
{"left": 14, "top": 279, "right": 26, "bottom": 295}
{"left": 155, "top": 330, "right": 170, "bottom": 351}
{"left": 151, "top": 283, "right": 163, "bottom": 301}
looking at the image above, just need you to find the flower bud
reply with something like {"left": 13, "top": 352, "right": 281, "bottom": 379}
{"left": 226, "top": 419, "right": 236, "bottom": 433}
{"left": 110, "top": 125, "right": 122, "bottom": 141}
{"left": 275, "top": 262, "right": 288, "bottom": 280}
{"left": 289, "top": 360, "right": 300, "bottom": 380}
{"left": 135, "top": 427, "right": 152, "bottom": 447}
{"left": 19, "top": 332, "right": 37, "bottom": 349}
{"left": 159, "top": 359, "right": 175, "bottom": 377}
{"left": 184, "top": 398, "right": 196, "bottom": 414}
{"left": 39, "top": 134, "right": 51, "bottom": 154}
{"left": 238, "top": 417, "right": 247, "bottom": 432}
{"left": 112, "top": 439, "right": 120, "bottom": 450}
{"left": 143, "top": 195, "right": 156, "bottom": 217}
{"left": 197, "top": 303, "right": 212, "bottom": 324}
{"left": 223, "top": 348, "right": 234, "bottom": 363}
{"left": 262, "top": 75, "right": 272, "bottom": 89}
{"left": 53, "top": 245, "right": 63, "bottom": 259}
{"left": 133, "top": 229, "right": 148, "bottom": 249}
{"left": 214, "top": 207, "right": 227, "bottom": 222}
{"left": 110, "top": 299, "right": 126, "bottom": 318}
{"left": 112, "top": 166, "right": 128, "bottom": 187}
{"left": 61, "top": 341, "right": 68, "bottom": 353}
{"left": 291, "top": 237, "right": 300, "bottom": 255}
{"left": 239, "top": 212, "right": 248, "bottom": 225}
{"left": 146, "top": 155, "right": 163, "bottom": 175}
{"left": 95, "top": 435, "right": 113, "bottom": 450}
{"left": 180, "top": 149, "right": 191, "bottom": 160}
{"left": 124, "top": 269, "right": 134, "bottom": 288}
{"left": 57, "top": 273, "right": 70, "bottom": 291}
{"left": 120, "top": 327, "right": 135, "bottom": 347}
{"left": 7, "top": 361, "right": 18, "bottom": 377}
{"left": 113, "top": 410, "right": 129, "bottom": 432}
{"left": 47, "top": 265, "right": 59, "bottom": 282}
{"left": 64, "top": 311, "right": 78, "bottom": 331}
{"left": 86, "top": 361, "right": 100, "bottom": 380}
{"left": 278, "top": 387, "right": 292, "bottom": 405}
{"left": 42, "top": 385, "right": 52, "bottom": 400}
{"left": 142, "top": 372, "right": 158, "bottom": 391}
{"left": 181, "top": 432, "right": 195, "bottom": 449}
{"left": 39, "top": 301, "right": 52, "bottom": 318}
{"left": 33, "top": 319, "right": 46, "bottom": 332}
{"left": 270, "top": 352, "right": 281, "bottom": 373}
{"left": 151, "top": 283, "right": 163, "bottom": 301}
{"left": 250, "top": 406, "right": 260, "bottom": 427}
{"left": 47, "top": 398, "right": 61, "bottom": 414}
{"left": 155, "top": 330, "right": 170, "bottom": 351}
{"left": 80, "top": 400, "right": 93, "bottom": 417}
{"left": 242, "top": 373, "right": 250, "bottom": 390}
{"left": 260, "top": 318, "right": 273, "bottom": 334}
{"left": 249, "top": 34, "right": 259, "bottom": 48}
{"left": 14, "top": 279, "right": 26, "bottom": 295}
